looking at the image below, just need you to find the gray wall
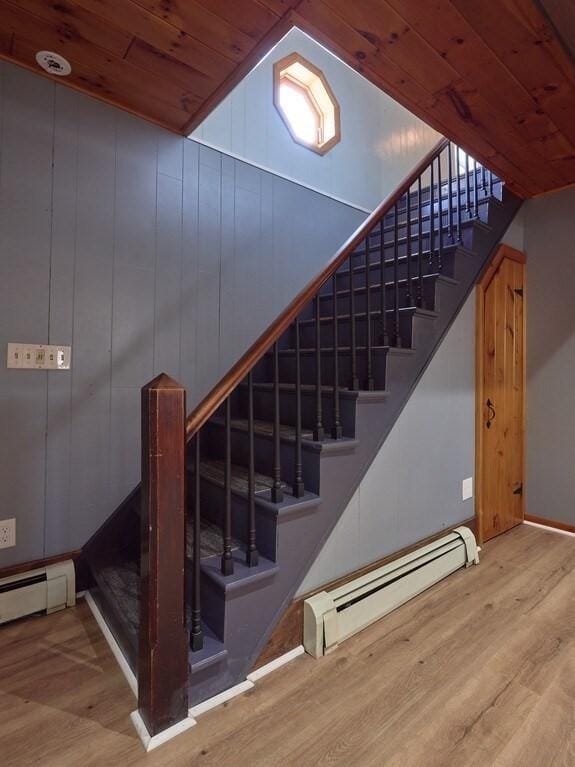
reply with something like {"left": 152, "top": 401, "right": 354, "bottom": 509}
{"left": 299, "top": 292, "right": 477, "bottom": 594}
{"left": 522, "top": 187, "right": 575, "bottom": 528}
{"left": 192, "top": 27, "right": 441, "bottom": 212}
{"left": 0, "top": 61, "right": 365, "bottom": 568}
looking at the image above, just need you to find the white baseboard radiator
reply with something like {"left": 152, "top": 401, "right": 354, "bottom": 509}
{"left": 304, "top": 526, "right": 479, "bottom": 658}
{"left": 0, "top": 561, "right": 76, "bottom": 625}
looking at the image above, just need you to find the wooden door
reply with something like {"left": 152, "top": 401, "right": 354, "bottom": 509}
{"left": 476, "top": 245, "right": 526, "bottom": 543}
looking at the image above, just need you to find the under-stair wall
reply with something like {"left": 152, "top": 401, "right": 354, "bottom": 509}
{"left": 298, "top": 208, "right": 526, "bottom": 594}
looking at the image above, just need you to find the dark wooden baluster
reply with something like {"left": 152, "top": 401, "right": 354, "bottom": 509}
{"left": 466, "top": 153, "right": 471, "bottom": 216}
{"left": 488, "top": 166, "right": 493, "bottom": 197}
{"left": 456, "top": 146, "right": 462, "bottom": 241}
{"left": 406, "top": 190, "right": 413, "bottom": 305}
{"left": 313, "top": 296, "right": 324, "bottom": 442}
{"left": 473, "top": 158, "right": 479, "bottom": 217}
{"left": 222, "top": 396, "right": 234, "bottom": 575}
{"left": 332, "top": 274, "right": 342, "bottom": 439}
{"left": 417, "top": 176, "right": 423, "bottom": 308}
{"left": 447, "top": 141, "right": 454, "bottom": 242}
{"left": 379, "top": 219, "right": 388, "bottom": 345}
{"left": 429, "top": 159, "right": 435, "bottom": 267}
{"left": 190, "top": 433, "right": 203, "bottom": 651}
{"left": 246, "top": 371, "right": 258, "bottom": 566}
{"left": 481, "top": 162, "right": 487, "bottom": 194}
{"left": 349, "top": 252, "right": 359, "bottom": 390}
{"left": 393, "top": 202, "right": 401, "bottom": 347}
{"left": 437, "top": 155, "right": 443, "bottom": 273}
{"left": 271, "top": 342, "right": 284, "bottom": 502}
{"left": 365, "top": 237, "right": 374, "bottom": 390}
{"left": 293, "top": 316, "right": 305, "bottom": 497}
{"left": 139, "top": 374, "right": 188, "bottom": 738}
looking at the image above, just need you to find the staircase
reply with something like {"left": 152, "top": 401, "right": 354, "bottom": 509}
{"left": 82, "top": 139, "right": 521, "bottom": 735}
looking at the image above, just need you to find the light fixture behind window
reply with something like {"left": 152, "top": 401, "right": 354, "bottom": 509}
{"left": 273, "top": 53, "right": 341, "bottom": 155}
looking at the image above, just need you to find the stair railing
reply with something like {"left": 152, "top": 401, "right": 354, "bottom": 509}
{"left": 183, "top": 137, "right": 495, "bottom": 654}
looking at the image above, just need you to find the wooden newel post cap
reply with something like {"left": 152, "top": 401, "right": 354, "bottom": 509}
{"left": 142, "top": 372, "right": 186, "bottom": 393}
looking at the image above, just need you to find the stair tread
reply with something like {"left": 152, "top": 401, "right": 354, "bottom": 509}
{"left": 198, "top": 458, "right": 288, "bottom": 496}
{"left": 185, "top": 518, "right": 242, "bottom": 560}
{"left": 211, "top": 416, "right": 314, "bottom": 442}
{"left": 274, "top": 344, "right": 400, "bottom": 354}
{"left": 299, "top": 306, "right": 437, "bottom": 325}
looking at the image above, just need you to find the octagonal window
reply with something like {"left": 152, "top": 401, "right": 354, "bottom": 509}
{"left": 273, "top": 53, "right": 341, "bottom": 155}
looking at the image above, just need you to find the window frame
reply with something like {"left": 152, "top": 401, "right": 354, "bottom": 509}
{"left": 273, "top": 52, "right": 341, "bottom": 156}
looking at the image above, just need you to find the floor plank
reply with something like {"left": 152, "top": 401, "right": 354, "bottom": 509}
{"left": 1, "top": 523, "right": 574, "bottom": 766}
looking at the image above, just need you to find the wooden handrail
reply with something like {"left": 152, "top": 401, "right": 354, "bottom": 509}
{"left": 185, "top": 137, "right": 449, "bottom": 440}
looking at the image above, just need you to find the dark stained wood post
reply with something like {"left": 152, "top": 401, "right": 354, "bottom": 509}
{"left": 139, "top": 373, "right": 189, "bottom": 737}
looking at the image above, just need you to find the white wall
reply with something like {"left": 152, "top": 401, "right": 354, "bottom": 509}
{"left": 299, "top": 292, "right": 477, "bottom": 594}
{"left": 191, "top": 27, "right": 440, "bottom": 212}
{"left": 522, "top": 187, "right": 575, "bottom": 528}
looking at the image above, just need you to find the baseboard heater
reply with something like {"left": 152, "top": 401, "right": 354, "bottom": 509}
{"left": 304, "top": 526, "right": 479, "bottom": 658}
{"left": 0, "top": 561, "right": 76, "bottom": 625}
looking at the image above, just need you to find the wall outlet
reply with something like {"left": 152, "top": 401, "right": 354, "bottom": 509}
{"left": 462, "top": 477, "right": 473, "bottom": 501}
{"left": 0, "top": 518, "right": 16, "bottom": 549}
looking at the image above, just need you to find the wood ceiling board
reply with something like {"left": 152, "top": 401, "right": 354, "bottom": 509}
{"left": 73, "top": 0, "right": 235, "bottom": 82}
{"left": 7, "top": 0, "right": 132, "bottom": 58}
{"left": 538, "top": 0, "right": 575, "bottom": 63}
{"left": 125, "top": 39, "right": 216, "bottom": 98}
{"left": 385, "top": 0, "right": 575, "bottom": 160}
{"left": 450, "top": 0, "right": 575, "bottom": 148}
{"left": 191, "top": 0, "right": 280, "bottom": 39}
{"left": 131, "top": 0, "right": 259, "bottom": 63}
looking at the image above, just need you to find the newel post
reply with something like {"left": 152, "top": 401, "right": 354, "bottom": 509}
{"left": 139, "top": 373, "right": 189, "bottom": 738}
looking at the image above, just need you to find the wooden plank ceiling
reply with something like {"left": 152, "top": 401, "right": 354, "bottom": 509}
{"left": 1, "top": 0, "right": 575, "bottom": 197}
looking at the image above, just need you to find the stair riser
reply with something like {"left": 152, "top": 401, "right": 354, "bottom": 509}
{"left": 273, "top": 349, "right": 388, "bottom": 390}
{"left": 296, "top": 311, "right": 414, "bottom": 351}
{"left": 323, "top": 250, "right": 454, "bottom": 297}
{"left": 201, "top": 421, "right": 321, "bottom": 495}
{"left": 380, "top": 185, "right": 498, "bottom": 229}
{"left": 237, "top": 385, "right": 358, "bottom": 436}
{"left": 310, "top": 278, "right": 439, "bottom": 322}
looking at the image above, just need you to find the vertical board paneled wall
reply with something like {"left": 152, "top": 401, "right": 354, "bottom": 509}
{"left": 0, "top": 62, "right": 365, "bottom": 567}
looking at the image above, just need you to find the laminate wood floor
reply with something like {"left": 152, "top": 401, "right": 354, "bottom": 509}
{"left": 1, "top": 523, "right": 574, "bottom": 766}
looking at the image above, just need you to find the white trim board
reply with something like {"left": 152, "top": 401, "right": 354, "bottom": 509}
{"left": 130, "top": 710, "right": 196, "bottom": 752}
{"left": 187, "top": 137, "right": 372, "bottom": 215}
{"left": 524, "top": 520, "right": 575, "bottom": 538}
{"left": 247, "top": 645, "right": 305, "bottom": 682}
{"left": 84, "top": 591, "right": 138, "bottom": 698}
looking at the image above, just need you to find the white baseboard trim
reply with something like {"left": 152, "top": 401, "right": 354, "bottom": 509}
{"left": 189, "top": 679, "right": 254, "bottom": 718}
{"left": 247, "top": 645, "right": 305, "bottom": 682}
{"left": 130, "top": 709, "right": 197, "bottom": 752}
{"left": 84, "top": 591, "right": 138, "bottom": 698}
{"left": 524, "top": 520, "right": 575, "bottom": 538}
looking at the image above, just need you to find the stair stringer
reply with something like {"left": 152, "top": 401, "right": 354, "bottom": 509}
{"left": 187, "top": 186, "right": 522, "bottom": 705}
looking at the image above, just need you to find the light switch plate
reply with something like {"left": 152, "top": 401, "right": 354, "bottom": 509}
{"left": 7, "top": 343, "right": 71, "bottom": 370}
{"left": 462, "top": 477, "right": 473, "bottom": 501}
{"left": 0, "top": 518, "right": 16, "bottom": 549}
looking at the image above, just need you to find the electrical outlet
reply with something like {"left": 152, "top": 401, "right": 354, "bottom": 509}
{"left": 0, "top": 518, "right": 16, "bottom": 549}
{"left": 462, "top": 477, "right": 473, "bottom": 501}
